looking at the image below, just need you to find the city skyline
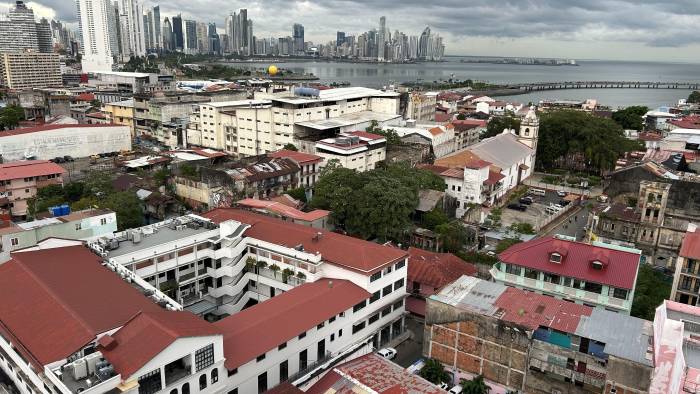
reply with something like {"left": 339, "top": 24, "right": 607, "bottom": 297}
{"left": 4, "top": 0, "right": 700, "bottom": 63}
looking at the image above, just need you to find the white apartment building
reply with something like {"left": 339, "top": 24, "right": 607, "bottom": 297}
{"left": 77, "top": 0, "right": 118, "bottom": 72}
{"left": 405, "top": 91, "right": 437, "bottom": 122}
{"left": 0, "top": 52, "right": 62, "bottom": 90}
{"left": 315, "top": 131, "right": 387, "bottom": 172}
{"left": 0, "top": 208, "right": 409, "bottom": 394}
{"left": 189, "top": 87, "right": 401, "bottom": 157}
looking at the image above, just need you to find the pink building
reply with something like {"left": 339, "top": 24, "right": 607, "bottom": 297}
{"left": 0, "top": 160, "right": 65, "bottom": 218}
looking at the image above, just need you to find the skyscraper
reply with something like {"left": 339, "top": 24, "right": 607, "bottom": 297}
{"left": 184, "top": 19, "right": 197, "bottom": 54}
{"left": 377, "top": 16, "right": 386, "bottom": 61}
{"left": 336, "top": 31, "right": 345, "bottom": 47}
{"left": 0, "top": 2, "right": 55, "bottom": 54}
{"left": 196, "top": 22, "right": 208, "bottom": 54}
{"left": 76, "top": 0, "right": 118, "bottom": 71}
{"left": 172, "top": 14, "right": 183, "bottom": 50}
{"left": 292, "top": 23, "right": 304, "bottom": 55}
{"left": 162, "top": 17, "right": 173, "bottom": 51}
{"left": 152, "top": 6, "right": 161, "bottom": 50}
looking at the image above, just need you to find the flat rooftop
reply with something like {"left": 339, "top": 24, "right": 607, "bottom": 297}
{"left": 105, "top": 217, "right": 219, "bottom": 258}
{"left": 296, "top": 111, "right": 401, "bottom": 131}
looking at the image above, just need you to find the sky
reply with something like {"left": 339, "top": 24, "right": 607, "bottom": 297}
{"left": 4, "top": 0, "right": 700, "bottom": 63}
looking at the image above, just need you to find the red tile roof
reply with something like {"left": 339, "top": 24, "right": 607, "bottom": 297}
{"left": 680, "top": 230, "right": 700, "bottom": 260}
{"left": 268, "top": 149, "right": 323, "bottom": 165}
{"left": 407, "top": 247, "right": 477, "bottom": 290}
{"left": 434, "top": 113, "right": 452, "bottom": 123}
{"left": 237, "top": 198, "right": 330, "bottom": 222}
{"left": 428, "top": 127, "right": 444, "bottom": 136}
{"left": 264, "top": 382, "right": 304, "bottom": 393}
{"left": 638, "top": 132, "right": 663, "bottom": 141}
{"left": 0, "top": 123, "right": 121, "bottom": 137}
{"left": 214, "top": 279, "right": 369, "bottom": 370}
{"left": 494, "top": 287, "right": 592, "bottom": 332}
{"left": 347, "top": 130, "right": 385, "bottom": 141}
{"left": 202, "top": 209, "right": 407, "bottom": 274}
{"left": 669, "top": 116, "right": 700, "bottom": 129}
{"left": 484, "top": 171, "right": 505, "bottom": 185}
{"left": 0, "top": 246, "right": 161, "bottom": 367}
{"left": 100, "top": 311, "right": 222, "bottom": 379}
{"left": 306, "top": 353, "right": 442, "bottom": 394}
{"left": 74, "top": 93, "right": 96, "bottom": 102}
{"left": 0, "top": 160, "right": 65, "bottom": 181}
{"left": 498, "top": 237, "right": 641, "bottom": 289}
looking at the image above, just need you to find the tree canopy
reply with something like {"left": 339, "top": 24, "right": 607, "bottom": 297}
{"left": 612, "top": 106, "right": 648, "bottom": 131}
{"left": 631, "top": 264, "right": 671, "bottom": 320}
{"left": 536, "top": 110, "right": 643, "bottom": 174}
{"left": 419, "top": 359, "right": 451, "bottom": 384}
{"left": 688, "top": 91, "right": 700, "bottom": 104}
{"left": 310, "top": 161, "right": 445, "bottom": 241}
{"left": 0, "top": 104, "right": 24, "bottom": 130}
{"left": 460, "top": 375, "right": 491, "bottom": 394}
{"left": 282, "top": 143, "right": 298, "bottom": 151}
{"left": 366, "top": 120, "right": 402, "bottom": 146}
{"left": 484, "top": 116, "right": 520, "bottom": 140}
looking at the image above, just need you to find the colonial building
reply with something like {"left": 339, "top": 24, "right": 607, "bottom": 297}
{"left": 0, "top": 160, "right": 65, "bottom": 217}
{"left": 491, "top": 235, "right": 642, "bottom": 314}
{"left": 671, "top": 225, "right": 700, "bottom": 305}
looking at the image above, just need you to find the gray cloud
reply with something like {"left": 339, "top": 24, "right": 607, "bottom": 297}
{"left": 23, "top": 0, "right": 700, "bottom": 60}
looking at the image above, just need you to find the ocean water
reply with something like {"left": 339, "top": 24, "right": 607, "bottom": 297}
{"left": 226, "top": 58, "right": 700, "bottom": 108}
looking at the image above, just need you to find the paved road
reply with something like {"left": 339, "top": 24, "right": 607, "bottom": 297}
{"left": 394, "top": 316, "right": 425, "bottom": 369}
{"left": 543, "top": 205, "right": 590, "bottom": 241}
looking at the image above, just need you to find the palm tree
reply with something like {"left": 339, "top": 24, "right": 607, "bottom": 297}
{"left": 460, "top": 375, "right": 491, "bottom": 394}
{"left": 419, "top": 359, "right": 450, "bottom": 385}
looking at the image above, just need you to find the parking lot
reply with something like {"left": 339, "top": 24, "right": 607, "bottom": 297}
{"left": 501, "top": 189, "right": 577, "bottom": 231}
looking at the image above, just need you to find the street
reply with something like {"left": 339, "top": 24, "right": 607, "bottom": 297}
{"left": 393, "top": 316, "right": 425, "bottom": 368}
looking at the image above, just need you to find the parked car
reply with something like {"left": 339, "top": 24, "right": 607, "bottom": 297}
{"left": 438, "top": 382, "right": 450, "bottom": 390}
{"left": 377, "top": 347, "right": 397, "bottom": 360}
{"left": 559, "top": 199, "right": 571, "bottom": 206}
{"left": 63, "top": 155, "right": 74, "bottom": 162}
{"left": 519, "top": 197, "right": 534, "bottom": 205}
{"left": 448, "top": 385, "right": 463, "bottom": 394}
{"left": 557, "top": 190, "right": 567, "bottom": 197}
{"left": 530, "top": 188, "right": 546, "bottom": 196}
{"left": 507, "top": 203, "right": 527, "bottom": 211}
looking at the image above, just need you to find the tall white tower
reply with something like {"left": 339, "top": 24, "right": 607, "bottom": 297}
{"left": 76, "top": 0, "right": 117, "bottom": 72}
{"left": 119, "top": 0, "right": 146, "bottom": 57}
{"left": 518, "top": 106, "right": 540, "bottom": 152}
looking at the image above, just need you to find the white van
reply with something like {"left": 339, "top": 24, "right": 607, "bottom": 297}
{"left": 530, "top": 188, "right": 546, "bottom": 196}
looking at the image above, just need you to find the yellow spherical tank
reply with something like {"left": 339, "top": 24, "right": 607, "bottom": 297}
{"left": 267, "top": 65, "right": 278, "bottom": 76}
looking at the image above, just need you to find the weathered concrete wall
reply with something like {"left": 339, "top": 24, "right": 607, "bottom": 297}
{"left": 605, "top": 356, "right": 652, "bottom": 393}
{"left": 608, "top": 166, "right": 700, "bottom": 215}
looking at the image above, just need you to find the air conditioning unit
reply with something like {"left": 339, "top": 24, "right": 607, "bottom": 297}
{"left": 72, "top": 359, "right": 88, "bottom": 380}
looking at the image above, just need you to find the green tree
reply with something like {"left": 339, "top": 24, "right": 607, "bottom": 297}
{"left": 460, "top": 375, "right": 491, "bottom": 394}
{"left": 456, "top": 113, "right": 467, "bottom": 120}
{"left": 435, "top": 220, "right": 473, "bottom": 253}
{"left": 282, "top": 143, "right": 298, "bottom": 151}
{"left": 688, "top": 91, "right": 700, "bottom": 104}
{"left": 0, "top": 104, "right": 24, "bottom": 130}
{"left": 366, "top": 120, "right": 402, "bottom": 146}
{"left": 179, "top": 164, "right": 198, "bottom": 179}
{"left": 508, "top": 222, "right": 535, "bottom": 235}
{"left": 154, "top": 168, "right": 170, "bottom": 187}
{"left": 286, "top": 187, "right": 307, "bottom": 203}
{"left": 419, "top": 359, "right": 451, "bottom": 385}
{"left": 536, "top": 110, "right": 643, "bottom": 174}
{"left": 423, "top": 208, "right": 449, "bottom": 230}
{"left": 631, "top": 264, "right": 672, "bottom": 320}
{"left": 310, "top": 162, "right": 364, "bottom": 225}
{"left": 103, "top": 192, "right": 144, "bottom": 231}
{"left": 612, "top": 106, "right": 648, "bottom": 131}
{"left": 484, "top": 116, "right": 520, "bottom": 139}
{"left": 496, "top": 238, "right": 522, "bottom": 253}
{"left": 71, "top": 196, "right": 99, "bottom": 211}
{"left": 63, "top": 182, "right": 85, "bottom": 202}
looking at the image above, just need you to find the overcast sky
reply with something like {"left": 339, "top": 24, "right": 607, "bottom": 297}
{"left": 5, "top": 0, "right": 700, "bottom": 62}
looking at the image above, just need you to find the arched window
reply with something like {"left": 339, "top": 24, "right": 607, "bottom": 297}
{"left": 199, "top": 374, "right": 207, "bottom": 390}
{"left": 170, "top": 389, "right": 178, "bottom": 394}
{"left": 210, "top": 368, "right": 219, "bottom": 384}
{"left": 524, "top": 127, "right": 530, "bottom": 136}
{"left": 182, "top": 383, "right": 190, "bottom": 394}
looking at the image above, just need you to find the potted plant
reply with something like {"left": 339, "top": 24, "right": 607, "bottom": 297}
{"left": 269, "top": 264, "right": 281, "bottom": 278}
{"left": 296, "top": 271, "right": 306, "bottom": 280}
{"left": 282, "top": 268, "right": 294, "bottom": 283}
{"left": 255, "top": 260, "right": 268, "bottom": 270}
{"left": 245, "top": 256, "right": 257, "bottom": 271}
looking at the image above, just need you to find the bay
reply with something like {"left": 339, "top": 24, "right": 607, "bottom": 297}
{"left": 225, "top": 57, "right": 700, "bottom": 108}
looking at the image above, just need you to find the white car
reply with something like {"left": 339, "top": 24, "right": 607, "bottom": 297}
{"left": 448, "top": 385, "right": 463, "bottom": 393}
{"left": 557, "top": 190, "right": 567, "bottom": 197}
{"left": 377, "top": 347, "right": 397, "bottom": 360}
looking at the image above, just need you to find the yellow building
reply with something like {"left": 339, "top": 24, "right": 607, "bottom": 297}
{"left": 103, "top": 99, "right": 135, "bottom": 137}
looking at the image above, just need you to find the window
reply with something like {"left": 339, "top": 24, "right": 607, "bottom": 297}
{"left": 353, "top": 300, "right": 367, "bottom": 312}
{"left": 369, "top": 314, "right": 379, "bottom": 324}
{"left": 550, "top": 253, "right": 562, "bottom": 263}
{"left": 613, "top": 288, "right": 628, "bottom": 300}
{"left": 330, "top": 333, "right": 335, "bottom": 342}
{"left": 299, "top": 350, "right": 308, "bottom": 370}
{"left": 524, "top": 268, "right": 539, "bottom": 280}
{"left": 584, "top": 281, "right": 603, "bottom": 294}
{"left": 370, "top": 291, "right": 380, "bottom": 303}
{"left": 211, "top": 368, "right": 218, "bottom": 384}
{"left": 171, "top": 388, "right": 178, "bottom": 394}
{"left": 370, "top": 271, "right": 382, "bottom": 282}
{"left": 317, "top": 321, "right": 325, "bottom": 329}
{"left": 395, "top": 260, "right": 405, "bottom": 270}
{"left": 338, "top": 329, "right": 343, "bottom": 337}
{"left": 329, "top": 316, "right": 336, "bottom": 323}
{"left": 590, "top": 261, "right": 604, "bottom": 270}
{"left": 394, "top": 279, "right": 404, "bottom": 290}
{"left": 199, "top": 374, "right": 207, "bottom": 390}
{"left": 256, "top": 353, "right": 266, "bottom": 362}
{"left": 381, "top": 306, "right": 392, "bottom": 317}
{"left": 393, "top": 299, "right": 404, "bottom": 311}
{"left": 227, "top": 390, "right": 237, "bottom": 394}
{"left": 181, "top": 383, "right": 190, "bottom": 394}
{"left": 227, "top": 368, "right": 237, "bottom": 377}
{"left": 10, "top": 238, "right": 19, "bottom": 247}
{"left": 384, "top": 265, "right": 393, "bottom": 275}
{"left": 75, "top": 223, "right": 82, "bottom": 231}
{"left": 353, "top": 322, "right": 366, "bottom": 334}
{"left": 280, "top": 360, "right": 288, "bottom": 382}
{"left": 195, "top": 344, "right": 214, "bottom": 371}
{"left": 257, "top": 372, "right": 267, "bottom": 393}
{"left": 298, "top": 332, "right": 306, "bottom": 340}
{"left": 383, "top": 284, "right": 393, "bottom": 297}
{"left": 543, "top": 273, "right": 560, "bottom": 285}
{"left": 137, "top": 369, "right": 162, "bottom": 394}
{"left": 278, "top": 342, "right": 287, "bottom": 351}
